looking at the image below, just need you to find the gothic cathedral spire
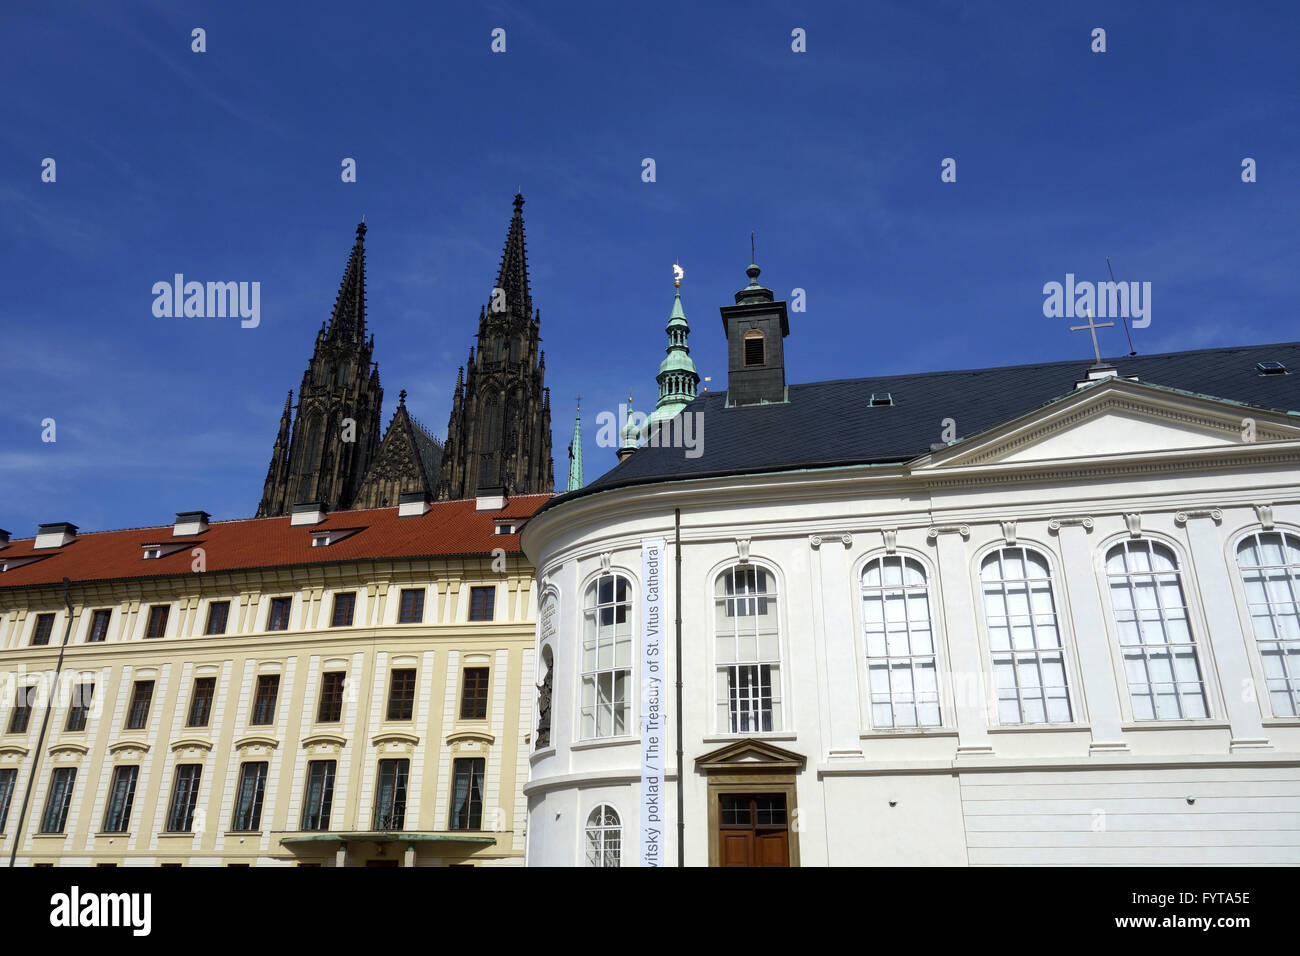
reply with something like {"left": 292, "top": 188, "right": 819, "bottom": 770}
{"left": 438, "top": 195, "right": 554, "bottom": 500}
{"left": 256, "top": 222, "right": 384, "bottom": 517}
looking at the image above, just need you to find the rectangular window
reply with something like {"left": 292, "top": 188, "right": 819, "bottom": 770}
{"left": 468, "top": 586, "right": 495, "bottom": 621}
{"left": 101, "top": 765, "right": 139, "bottom": 833}
{"left": 372, "top": 759, "right": 409, "bottom": 830}
{"left": 124, "top": 680, "right": 154, "bottom": 731}
{"left": 166, "top": 765, "right": 202, "bottom": 832}
{"left": 317, "top": 672, "right": 346, "bottom": 723}
{"left": 581, "top": 575, "right": 633, "bottom": 739}
{"left": 250, "top": 675, "right": 279, "bottom": 725}
{"left": 40, "top": 767, "right": 76, "bottom": 833}
{"left": 743, "top": 332, "right": 765, "bottom": 367}
{"left": 186, "top": 677, "right": 216, "bottom": 727}
{"left": 231, "top": 762, "right": 268, "bottom": 831}
{"left": 449, "top": 758, "right": 485, "bottom": 830}
{"left": 205, "top": 601, "right": 230, "bottom": 635}
{"left": 300, "top": 760, "right": 337, "bottom": 831}
{"left": 31, "top": 613, "right": 55, "bottom": 646}
{"left": 8, "top": 684, "right": 35, "bottom": 735}
{"left": 267, "top": 597, "right": 292, "bottom": 631}
{"left": 398, "top": 588, "right": 425, "bottom": 624}
{"left": 145, "top": 604, "right": 169, "bottom": 639}
{"left": 330, "top": 592, "right": 356, "bottom": 627}
{"left": 0, "top": 768, "right": 16, "bottom": 833}
{"left": 386, "top": 669, "right": 417, "bottom": 721}
{"left": 459, "top": 668, "right": 489, "bottom": 720}
{"left": 65, "top": 682, "right": 94, "bottom": 732}
{"left": 88, "top": 609, "right": 112, "bottom": 643}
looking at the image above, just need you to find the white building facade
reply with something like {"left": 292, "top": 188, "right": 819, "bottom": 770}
{"left": 522, "top": 270, "right": 1300, "bottom": 866}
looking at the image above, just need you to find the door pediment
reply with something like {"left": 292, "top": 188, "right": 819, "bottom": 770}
{"left": 695, "top": 739, "right": 806, "bottom": 773}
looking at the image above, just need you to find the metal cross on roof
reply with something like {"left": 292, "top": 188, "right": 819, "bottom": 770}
{"left": 1070, "top": 307, "right": 1114, "bottom": 365}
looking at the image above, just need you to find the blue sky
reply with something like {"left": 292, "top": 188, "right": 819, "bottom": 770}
{"left": 1, "top": 0, "right": 1297, "bottom": 536}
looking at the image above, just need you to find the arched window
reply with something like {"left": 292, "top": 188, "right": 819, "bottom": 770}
{"left": 714, "top": 565, "right": 782, "bottom": 733}
{"left": 581, "top": 574, "right": 632, "bottom": 738}
{"left": 861, "top": 556, "right": 940, "bottom": 728}
{"left": 743, "top": 329, "right": 765, "bottom": 367}
{"left": 1236, "top": 531, "right": 1300, "bottom": 717}
{"left": 980, "top": 547, "right": 1072, "bottom": 723}
{"left": 585, "top": 805, "right": 621, "bottom": 867}
{"left": 1105, "top": 540, "right": 1207, "bottom": 719}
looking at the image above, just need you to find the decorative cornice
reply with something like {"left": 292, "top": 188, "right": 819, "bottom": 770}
{"left": 925, "top": 525, "right": 970, "bottom": 540}
{"left": 446, "top": 729, "right": 496, "bottom": 746}
{"left": 0, "top": 744, "right": 31, "bottom": 759}
{"left": 108, "top": 739, "right": 151, "bottom": 758}
{"left": 1174, "top": 508, "right": 1223, "bottom": 526}
{"left": 170, "top": 737, "right": 213, "bottom": 754}
{"left": 921, "top": 450, "right": 1300, "bottom": 490}
{"left": 48, "top": 742, "right": 89, "bottom": 758}
{"left": 233, "top": 734, "right": 280, "bottom": 753}
{"left": 301, "top": 732, "right": 347, "bottom": 750}
{"left": 371, "top": 730, "right": 420, "bottom": 748}
{"left": 1048, "top": 516, "right": 1094, "bottom": 532}
{"left": 809, "top": 533, "right": 853, "bottom": 550}
{"left": 1255, "top": 504, "right": 1275, "bottom": 530}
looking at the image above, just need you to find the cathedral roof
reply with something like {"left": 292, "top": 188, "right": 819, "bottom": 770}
{"left": 0, "top": 495, "right": 552, "bottom": 591}
{"left": 565, "top": 341, "right": 1300, "bottom": 503}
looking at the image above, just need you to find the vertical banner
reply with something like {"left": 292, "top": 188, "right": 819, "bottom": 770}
{"left": 640, "top": 537, "right": 666, "bottom": 867}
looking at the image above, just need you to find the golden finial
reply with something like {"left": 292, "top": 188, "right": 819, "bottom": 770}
{"left": 673, "top": 263, "right": 684, "bottom": 289}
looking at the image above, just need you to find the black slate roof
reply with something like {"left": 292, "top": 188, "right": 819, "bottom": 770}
{"left": 558, "top": 341, "right": 1300, "bottom": 509}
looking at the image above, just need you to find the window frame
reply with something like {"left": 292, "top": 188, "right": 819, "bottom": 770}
{"left": 1229, "top": 526, "right": 1300, "bottom": 720}
{"left": 855, "top": 551, "right": 946, "bottom": 731}
{"left": 124, "top": 679, "right": 155, "bottom": 732}
{"left": 578, "top": 569, "right": 636, "bottom": 741}
{"left": 231, "top": 761, "right": 269, "bottom": 832}
{"left": 144, "top": 604, "right": 170, "bottom": 640}
{"left": 186, "top": 676, "right": 217, "bottom": 728}
{"left": 372, "top": 758, "right": 409, "bottom": 830}
{"left": 250, "top": 674, "right": 280, "bottom": 726}
{"left": 584, "top": 804, "right": 622, "bottom": 868}
{"left": 87, "top": 609, "right": 112, "bottom": 643}
{"left": 459, "top": 667, "right": 490, "bottom": 721}
{"left": 204, "top": 601, "right": 230, "bottom": 636}
{"left": 316, "top": 671, "right": 346, "bottom": 723}
{"left": 7, "top": 683, "right": 35, "bottom": 734}
{"left": 742, "top": 329, "right": 765, "bottom": 367}
{"left": 398, "top": 588, "right": 426, "bottom": 624}
{"left": 31, "top": 612, "right": 55, "bottom": 646}
{"left": 448, "top": 757, "right": 485, "bottom": 831}
{"left": 468, "top": 586, "right": 496, "bottom": 622}
{"left": 330, "top": 592, "right": 357, "bottom": 628}
{"left": 40, "top": 767, "right": 76, "bottom": 833}
{"left": 101, "top": 764, "right": 140, "bottom": 834}
{"left": 385, "top": 669, "right": 417, "bottom": 722}
{"left": 266, "top": 596, "right": 292, "bottom": 632}
{"left": 300, "top": 759, "right": 337, "bottom": 831}
{"left": 0, "top": 767, "right": 17, "bottom": 833}
{"left": 165, "top": 764, "right": 203, "bottom": 833}
{"left": 1098, "top": 534, "right": 1219, "bottom": 723}
{"left": 710, "top": 560, "right": 786, "bottom": 736}
{"left": 973, "top": 543, "right": 1080, "bottom": 727}
{"left": 65, "top": 681, "right": 95, "bottom": 732}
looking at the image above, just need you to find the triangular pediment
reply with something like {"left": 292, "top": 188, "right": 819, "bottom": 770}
{"left": 695, "top": 738, "right": 807, "bottom": 773}
{"left": 914, "top": 378, "right": 1300, "bottom": 471}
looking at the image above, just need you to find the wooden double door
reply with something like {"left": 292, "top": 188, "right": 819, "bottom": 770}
{"left": 717, "top": 793, "right": 790, "bottom": 867}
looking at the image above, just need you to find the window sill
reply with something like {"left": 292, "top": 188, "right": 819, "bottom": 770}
{"left": 860, "top": 728, "right": 958, "bottom": 740}
{"left": 529, "top": 746, "right": 556, "bottom": 764}
{"left": 571, "top": 736, "right": 640, "bottom": 752}
{"left": 226, "top": 831, "right": 263, "bottom": 838}
{"left": 701, "top": 733, "right": 798, "bottom": 744}
{"left": 158, "top": 831, "right": 195, "bottom": 838}
{"left": 95, "top": 831, "right": 130, "bottom": 838}
{"left": 1120, "top": 720, "right": 1232, "bottom": 731}
{"left": 31, "top": 832, "right": 68, "bottom": 840}
{"left": 987, "top": 723, "right": 1092, "bottom": 734}
{"left": 1262, "top": 718, "right": 1300, "bottom": 727}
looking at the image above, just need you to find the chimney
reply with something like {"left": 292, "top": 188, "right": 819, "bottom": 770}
{"left": 398, "top": 491, "right": 431, "bottom": 517}
{"left": 0, "top": 529, "right": 9, "bottom": 550}
{"left": 475, "top": 486, "right": 507, "bottom": 512}
{"left": 173, "top": 510, "right": 210, "bottom": 536}
{"left": 35, "top": 522, "right": 78, "bottom": 549}
{"left": 719, "top": 263, "right": 789, "bottom": 407}
{"left": 290, "top": 502, "right": 327, "bottom": 526}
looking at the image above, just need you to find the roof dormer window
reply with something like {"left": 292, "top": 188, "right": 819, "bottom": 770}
{"left": 494, "top": 521, "right": 519, "bottom": 535}
{"left": 142, "top": 544, "right": 163, "bottom": 560}
{"left": 310, "top": 527, "right": 361, "bottom": 548}
{"left": 1257, "top": 361, "right": 1288, "bottom": 375}
{"left": 870, "top": 393, "right": 894, "bottom": 407}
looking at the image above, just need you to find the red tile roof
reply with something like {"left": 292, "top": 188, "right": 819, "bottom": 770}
{"left": 0, "top": 495, "right": 552, "bottom": 591}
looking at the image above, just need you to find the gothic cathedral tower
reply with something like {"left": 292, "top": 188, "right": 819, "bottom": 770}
{"left": 438, "top": 195, "right": 553, "bottom": 499}
{"left": 256, "top": 223, "right": 384, "bottom": 516}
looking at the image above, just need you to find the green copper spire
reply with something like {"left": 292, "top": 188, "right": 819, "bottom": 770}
{"left": 566, "top": 400, "right": 584, "bottom": 491}
{"left": 646, "top": 265, "right": 700, "bottom": 429}
{"left": 618, "top": 394, "right": 640, "bottom": 461}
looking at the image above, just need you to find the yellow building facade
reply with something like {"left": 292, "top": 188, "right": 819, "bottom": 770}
{"left": 0, "top": 494, "right": 548, "bottom": 866}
